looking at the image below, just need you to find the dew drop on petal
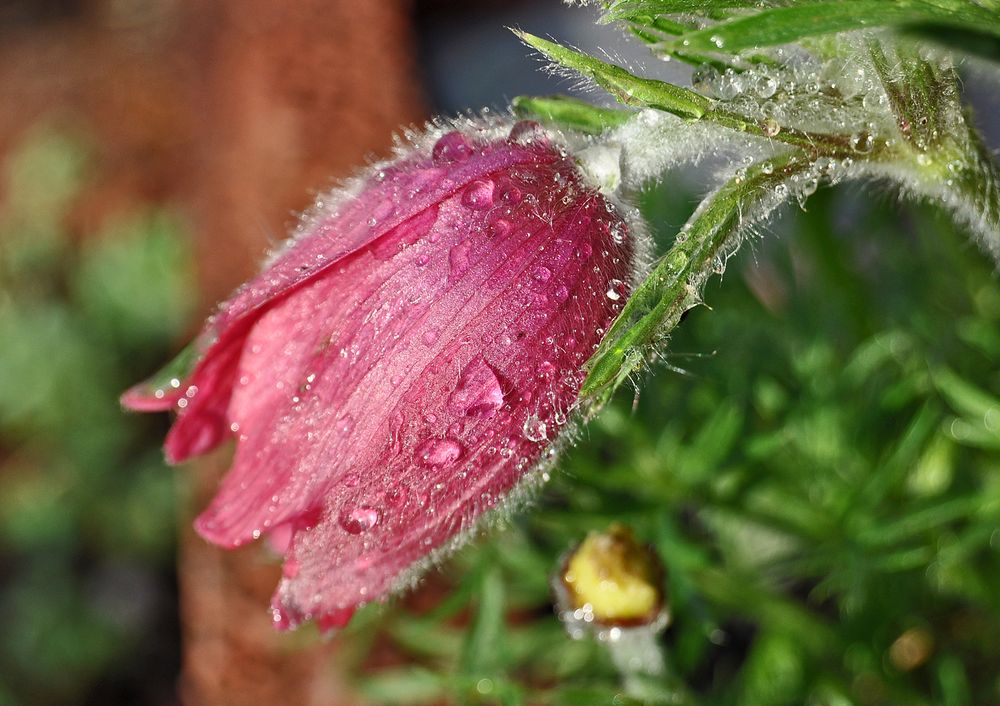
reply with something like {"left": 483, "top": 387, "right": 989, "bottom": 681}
{"left": 449, "top": 240, "right": 473, "bottom": 279}
{"left": 523, "top": 414, "right": 548, "bottom": 442}
{"left": 384, "top": 485, "right": 407, "bottom": 509}
{"left": 448, "top": 356, "right": 504, "bottom": 418}
{"left": 462, "top": 178, "right": 495, "bottom": 210}
{"left": 489, "top": 218, "right": 512, "bottom": 238}
{"left": 432, "top": 131, "right": 474, "bottom": 164}
{"left": 532, "top": 266, "right": 553, "bottom": 283}
{"left": 606, "top": 279, "right": 626, "bottom": 301}
{"left": 415, "top": 438, "right": 464, "bottom": 468}
{"left": 500, "top": 184, "right": 522, "bottom": 204}
{"left": 338, "top": 505, "right": 382, "bottom": 534}
{"left": 336, "top": 414, "right": 354, "bottom": 436}
{"left": 508, "top": 120, "right": 549, "bottom": 147}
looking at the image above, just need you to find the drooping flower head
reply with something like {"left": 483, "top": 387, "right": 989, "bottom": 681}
{"left": 123, "top": 117, "right": 641, "bottom": 629}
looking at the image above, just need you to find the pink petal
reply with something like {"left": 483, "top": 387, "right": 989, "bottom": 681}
{"left": 260, "top": 140, "right": 631, "bottom": 628}
{"left": 124, "top": 133, "right": 557, "bottom": 463}
{"left": 124, "top": 122, "right": 638, "bottom": 630}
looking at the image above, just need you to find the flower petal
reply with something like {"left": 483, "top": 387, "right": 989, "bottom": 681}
{"left": 127, "top": 136, "right": 556, "bottom": 463}
{"left": 251, "top": 150, "right": 633, "bottom": 627}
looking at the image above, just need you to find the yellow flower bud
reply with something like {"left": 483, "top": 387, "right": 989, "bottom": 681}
{"left": 559, "top": 524, "right": 666, "bottom": 626}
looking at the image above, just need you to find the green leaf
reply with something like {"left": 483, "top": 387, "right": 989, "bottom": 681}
{"left": 458, "top": 563, "right": 507, "bottom": 677}
{"left": 904, "top": 22, "right": 1000, "bottom": 61}
{"left": 359, "top": 668, "right": 447, "bottom": 705}
{"left": 663, "top": 1, "right": 1000, "bottom": 53}
{"left": 932, "top": 367, "right": 1000, "bottom": 422}
{"left": 512, "top": 95, "right": 633, "bottom": 135}
{"left": 604, "top": 0, "right": 778, "bottom": 23}
{"left": 513, "top": 31, "right": 710, "bottom": 119}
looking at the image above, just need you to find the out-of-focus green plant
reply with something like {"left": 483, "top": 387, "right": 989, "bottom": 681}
{"left": 0, "top": 129, "right": 194, "bottom": 705}
{"left": 347, "top": 178, "right": 1000, "bottom": 705}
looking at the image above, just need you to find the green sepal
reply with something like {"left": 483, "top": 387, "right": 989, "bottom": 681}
{"left": 513, "top": 31, "right": 710, "bottom": 119}
{"left": 512, "top": 95, "right": 633, "bottom": 135}
{"left": 124, "top": 339, "right": 202, "bottom": 403}
{"left": 582, "top": 152, "right": 812, "bottom": 404}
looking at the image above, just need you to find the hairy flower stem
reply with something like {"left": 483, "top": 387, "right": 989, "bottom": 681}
{"left": 868, "top": 38, "right": 1000, "bottom": 262}
{"left": 516, "top": 31, "right": 857, "bottom": 155}
{"left": 936, "top": 132, "right": 1000, "bottom": 262}
{"left": 582, "top": 152, "right": 814, "bottom": 402}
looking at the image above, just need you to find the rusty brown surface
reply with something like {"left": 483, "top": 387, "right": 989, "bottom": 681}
{"left": 1, "top": 0, "right": 424, "bottom": 703}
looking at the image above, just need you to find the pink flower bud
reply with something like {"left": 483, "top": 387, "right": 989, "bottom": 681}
{"left": 123, "top": 119, "right": 638, "bottom": 630}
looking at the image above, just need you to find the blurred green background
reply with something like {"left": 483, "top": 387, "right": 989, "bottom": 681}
{"left": 1, "top": 2, "right": 999, "bottom": 706}
{"left": 0, "top": 129, "right": 193, "bottom": 704}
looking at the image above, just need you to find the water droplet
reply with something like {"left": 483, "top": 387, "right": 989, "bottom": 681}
{"left": 489, "top": 218, "right": 512, "bottom": 238}
{"left": 850, "top": 131, "right": 875, "bottom": 153}
{"left": 500, "top": 184, "right": 522, "bottom": 204}
{"left": 384, "top": 486, "right": 407, "bottom": 509}
{"left": 339, "top": 505, "right": 381, "bottom": 534}
{"left": 432, "top": 131, "right": 474, "bottom": 164}
{"left": 416, "top": 438, "right": 463, "bottom": 467}
{"left": 462, "top": 179, "right": 495, "bottom": 210}
{"left": 334, "top": 414, "right": 353, "bottom": 435}
{"left": 508, "top": 120, "right": 549, "bottom": 146}
{"left": 523, "top": 415, "right": 548, "bottom": 442}
{"left": 862, "top": 91, "right": 887, "bottom": 112}
{"left": 449, "top": 240, "right": 473, "bottom": 279}
{"left": 762, "top": 117, "right": 781, "bottom": 137}
{"left": 710, "top": 34, "right": 725, "bottom": 48}
{"left": 532, "top": 266, "right": 552, "bottom": 283}
{"left": 753, "top": 73, "right": 778, "bottom": 99}
{"left": 605, "top": 279, "right": 626, "bottom": 301}
{"left": 692, "top": 64, "right": 719, "bottom": 96}
{"left": 554, "top": 285, "right": 570, "bottom": 302}
{"left": 449, "top": 357, "right": 504, "bottom": 417}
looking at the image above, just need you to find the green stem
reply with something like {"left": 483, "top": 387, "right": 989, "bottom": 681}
{"left": 582, "top": 152, "right": 814, "bottom": 402}
{"left": 516, "top": 31, "right": 857, "bottom": 155}
{"left": 868, "top": 38, "right": 1000, "bottom": 262}
{"left": 923, "top": 131, "right": 1000, "bottom": 263}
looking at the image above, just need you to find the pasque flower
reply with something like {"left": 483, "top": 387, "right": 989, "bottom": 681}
{"left": 123, "top": 118, "right": 638, "bottom": 629}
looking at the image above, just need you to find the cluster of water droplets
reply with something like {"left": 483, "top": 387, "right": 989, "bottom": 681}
{"left": 690, "top": 42, "right": 902, "bottom": 152}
